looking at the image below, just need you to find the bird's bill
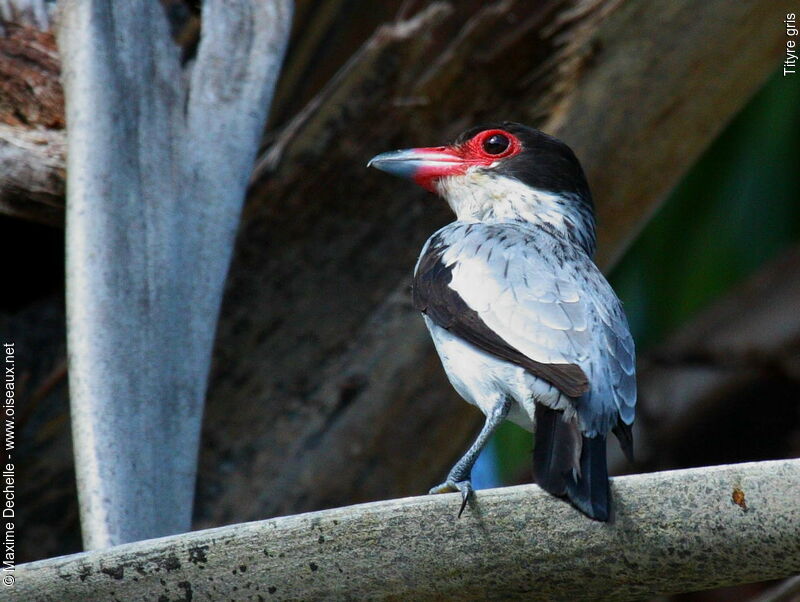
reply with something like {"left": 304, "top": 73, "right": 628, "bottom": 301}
{"left": 368, "top": 147, "right": 466, "bottom": 192}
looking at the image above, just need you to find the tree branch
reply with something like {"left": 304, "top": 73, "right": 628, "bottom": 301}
{"left": 56, "top": 0, "right": 291, "bottom": 549}
{"left": 0, "top": 124, "right": 64, "bottom": 225}
{"left": 16, "top": 460, "right": 800, "bottom": 600}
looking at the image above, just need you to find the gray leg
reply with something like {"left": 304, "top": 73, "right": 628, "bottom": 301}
{"left": 429, "top": 397, "right": 511, "bottom": 517}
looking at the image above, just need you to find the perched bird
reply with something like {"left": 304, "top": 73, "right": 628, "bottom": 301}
{"left": 368, "top": 123, "right": 636, "bottom": 521}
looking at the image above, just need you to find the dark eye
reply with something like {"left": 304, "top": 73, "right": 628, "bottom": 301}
{"left": 483, "top": 133, "right": 510, "bottom": 155}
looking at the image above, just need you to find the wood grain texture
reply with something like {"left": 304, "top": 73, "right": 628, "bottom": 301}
{"left": 0, "top": 22, "right": 62, "bottom": 127}
{"left": 15, "top": 460, "right": 800, "bottom": 601}
{"left": 0, "top": 124, "right": 64, "bottom": 225}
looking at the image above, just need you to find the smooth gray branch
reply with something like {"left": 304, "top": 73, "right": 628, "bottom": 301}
{"left": 15, "top": 459, "right": 800, "bottom": 600}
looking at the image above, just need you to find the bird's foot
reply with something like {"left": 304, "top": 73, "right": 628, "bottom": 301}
{"left": 429, "top": 478, "right": 474, "bottom": 518}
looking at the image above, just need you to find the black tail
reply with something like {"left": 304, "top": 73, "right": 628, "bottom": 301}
{"left": 534, "top": 405, "right": 610, "bottom": 521}
{"left": 612, "top": 418, "right": 635, "bottom": 463}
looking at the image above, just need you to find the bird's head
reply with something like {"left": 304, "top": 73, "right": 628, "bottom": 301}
{"left": 369, "top": 122, "right": 596, "bottom": 256}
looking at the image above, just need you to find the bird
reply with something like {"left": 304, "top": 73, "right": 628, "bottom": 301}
{"left": 368, "top": 122, "right": 636, "bottom": 521}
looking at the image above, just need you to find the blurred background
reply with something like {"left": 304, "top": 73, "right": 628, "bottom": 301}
{"left": 1, "top": 0, "right": 798, "bottom": 599}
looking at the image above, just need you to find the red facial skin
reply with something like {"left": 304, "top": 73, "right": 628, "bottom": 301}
{"left": 412, "top": 129, "right": 523, "bottom": 192}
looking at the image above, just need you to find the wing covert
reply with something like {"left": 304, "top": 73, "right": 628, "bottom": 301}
{"left": 414, "top": 221, "right": 637, "bottom": 433}
{"left": 413, "top": 225, "right": 590, "bottom": 397}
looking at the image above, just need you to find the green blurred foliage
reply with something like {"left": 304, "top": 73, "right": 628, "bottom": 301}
{"left": 491, "top": 68, "right": 800, "bottom": 483}
{"left": 612, "top": 68, "right": 800, "bottom": 348}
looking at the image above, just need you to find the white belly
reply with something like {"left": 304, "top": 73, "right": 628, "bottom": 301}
{"left": 423, "top": 316, "right": 571, "bottom": 432}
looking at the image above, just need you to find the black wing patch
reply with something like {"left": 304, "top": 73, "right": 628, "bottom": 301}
{"left": 413, "top": 242, "right": 589, "bottom": 397}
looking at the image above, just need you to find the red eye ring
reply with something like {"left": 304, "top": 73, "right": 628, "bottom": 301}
{"left": 464, "top": 129, "right": 521, "bottom": 161}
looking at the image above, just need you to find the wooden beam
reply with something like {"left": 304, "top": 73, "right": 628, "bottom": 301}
{"left": 15, "top": 460, "right": 800, "bottom": 600}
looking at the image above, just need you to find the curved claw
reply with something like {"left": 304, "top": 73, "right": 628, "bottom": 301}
{"left": 429, "top": 479, "right": 474, "bottom": 517}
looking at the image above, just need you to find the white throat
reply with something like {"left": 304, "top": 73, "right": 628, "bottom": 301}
{"left": 434, "top": 169, "right": 597, "bottom": 257}
{"left": 436, "top": 170, "right": 570, "bottom": 227}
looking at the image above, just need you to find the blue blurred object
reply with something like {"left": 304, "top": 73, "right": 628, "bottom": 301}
{"left": 471, "top": 438, "right": 504, "bottom": 490}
